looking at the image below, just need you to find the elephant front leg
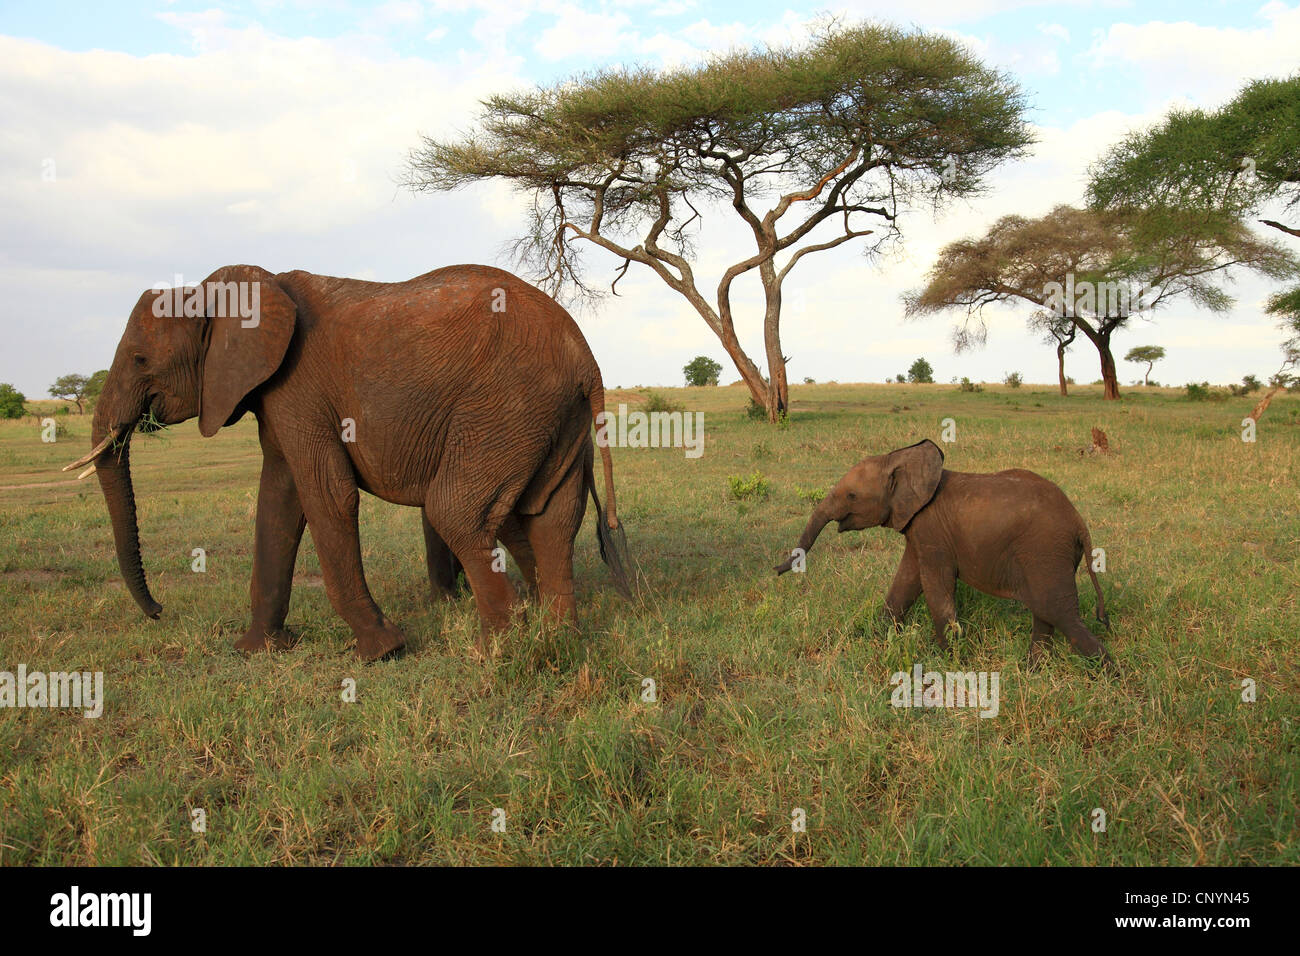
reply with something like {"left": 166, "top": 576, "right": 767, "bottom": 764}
{"left": 235, "top": 448, "right": 306, "bottom": 655}
{"left": 919, "top": 563, "right": 959, "bottom": 652}
{"left": 294, "top": 451, "right": 405, "bottom": 661}
{"left": 882, "top": 541, "right": 922, "bottom": 628}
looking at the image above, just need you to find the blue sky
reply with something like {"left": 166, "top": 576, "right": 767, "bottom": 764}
{"left": 2, "top": 1, "right": 1297, "bottom": 396}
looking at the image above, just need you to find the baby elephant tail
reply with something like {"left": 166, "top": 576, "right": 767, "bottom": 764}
{"left": 1079, "top": 527, "right": 1110, "bottom": 631}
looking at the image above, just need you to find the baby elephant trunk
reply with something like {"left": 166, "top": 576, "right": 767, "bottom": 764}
{"left": 774, "top": 501, "right": 833, "bottom": 575}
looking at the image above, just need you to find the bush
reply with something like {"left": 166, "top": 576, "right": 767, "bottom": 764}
{"left": 0, "top": 383, "right": 26, "bottom": 419}
{"left": 959, "top": 377, "right": 983, "bottom": 393}
{"left": 745, "top": 398, "right": 767, "bottom": 421}
{"left": 802, "top": 377, "right": 815, "bottom": 385}
{"left": 727, "top": 471, "right": 770, "bottom": 501}
{"left": 795, "top": 485, "right": 826, "bottom": 503}
{"left": 1185, "top": 381, "right": 1229, "bottom": 402}
{"left": 683, "top": 356, "right": 723, "bottom": 387}
{"left": 907, "top": 358, "right": 934, "bottom": 384}
{"left": 641, "top": 390, "right": 682, "bottom": 413}
{"left": 894, "top": 374, "right": 906, "bottom": 384}
{"left": 1003, "top": 371, "right": 1023, "bottom": 388}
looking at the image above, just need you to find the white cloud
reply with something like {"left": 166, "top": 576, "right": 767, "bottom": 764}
{"left": 1086, "top": 2, "right": 1300, "bottom": 105}
{"left": 0, "top": 3, "right": 1293, "bottom": 399}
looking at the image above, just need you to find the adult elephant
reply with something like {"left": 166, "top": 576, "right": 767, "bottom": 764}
{"left": 66, "top": 264, "right": 632, "bottom": 660}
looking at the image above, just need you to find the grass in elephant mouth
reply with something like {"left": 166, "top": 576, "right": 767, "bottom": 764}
{"left": 0, "top": 382, "right": 1297, "bottom": 865}
{"left": 136, "top": 408, "right": 167, "bottom": 434}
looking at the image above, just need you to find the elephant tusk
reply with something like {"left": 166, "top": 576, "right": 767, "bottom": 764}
{"left": 61, "top": 427, "right": 122, "bottom": 473}
{"left": 77, "top": 464, "right": 97, "bottom": 480}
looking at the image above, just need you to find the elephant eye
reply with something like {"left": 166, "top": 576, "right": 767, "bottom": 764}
{"left": 847, "top": 491, "right": 856, "bottom": 500}
{"left": 132, "top": 353, "right": 148, "bottom": 368}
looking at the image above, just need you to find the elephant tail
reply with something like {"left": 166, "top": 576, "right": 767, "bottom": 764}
{"left": 1079, "top": 527, "right": 1110, "bottom": 631}
{"left": 586, "top": 383, "right": 634, "bottom": 601}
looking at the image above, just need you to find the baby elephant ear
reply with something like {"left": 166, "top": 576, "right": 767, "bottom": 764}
{"left": 885, "top": 439, "right": 945, "bottom": 531}
{"left": 198, "top": 265, "right": 296, "bottom": 437}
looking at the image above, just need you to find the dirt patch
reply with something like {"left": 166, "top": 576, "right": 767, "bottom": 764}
{"left": 1, "top": 569, "right": 62, "bottom": 584}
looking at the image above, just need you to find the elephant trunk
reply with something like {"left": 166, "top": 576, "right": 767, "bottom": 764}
{"left": 775, "top": 500, "right": 835, "bottom": 575}
{"left": 89, "top": 396, "right": 161, "bottom": 619}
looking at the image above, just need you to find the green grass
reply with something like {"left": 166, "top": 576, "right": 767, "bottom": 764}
{"left": 1, "top": 382, "right": 1297, "bottom": 865}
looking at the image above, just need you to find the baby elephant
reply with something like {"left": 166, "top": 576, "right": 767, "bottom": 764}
{"left": 776, "top": 439, "right": 1114, "bottom": 669}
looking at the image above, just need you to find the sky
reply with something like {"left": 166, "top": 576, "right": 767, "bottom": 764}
{"left": 1, "top": 0, "right": 1298, "bottom": 397}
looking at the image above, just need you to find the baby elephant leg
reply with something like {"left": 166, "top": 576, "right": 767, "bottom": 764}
{"left": 919, "top": 563, "right": 959, "bottom": 651}
{"left": 1027, "top": 615, "right": 1054, "bottom": 669}
{"left": 882, "top": 542, "right": 922, "bottom": 627}
{"left": 1039, "top": 605, "right": 1117, "bottom": 672}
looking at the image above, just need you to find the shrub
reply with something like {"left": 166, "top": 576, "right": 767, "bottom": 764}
{"left": 641, "top": 390, "right": 682, "bottom": 413}
{"left": 894, "top": 374, "right": 906, "bottom": 384}
{"left": 745, "top": 398, "right": 767, "bottom": 421}
{"left": 1185, "top": 381, "right": 1229, "bottom": 402}
{"left": 683, "top": 356, "right": 723, "bottom": 387}
{"left": 727, "top": 471, "right": 770, "bottom": 501}
{"left": 907, "top": 358, "right": 934, "bottom": 384}
{"left": 959, "top": 377, "right": 983, "bottom": 393}
{"left": 802, "top": 377, "right": 815, "bottom": 385}
{"left": 795, "top": 485, "right": 826, "bottom": 503}
{"left": 1003, "top": 371, "right": 1023, "bottom": 388}
{"left": 0, "top": 383, "right": 26, "bottom": 419}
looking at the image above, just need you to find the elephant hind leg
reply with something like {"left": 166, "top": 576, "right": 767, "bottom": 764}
{"left": 1026, "top": 615, "right": 1054, "bottom": 670}
{"left": 1039, "top": 606, "right": 1116, "bottom": 673}
{"left": 521, "top": 454, "right": 586, "bottom": 628}
{"left": 498, "top": 513, "right": 538, "bottom": 595}
{"left": 422, "top": 513, "right": 462, "bottom": 600}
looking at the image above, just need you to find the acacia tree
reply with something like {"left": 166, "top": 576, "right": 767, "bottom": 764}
{"left": 1124, "top": 345, "right": 1165, "bottom": 385}
{"left": 49, "top": 373, "right": 91, "bottom": 414}
{"left": 1089, "top": 74, "right": 1300, "bottom": 418}
{"left": 1028, "top": 310, "right": 1077, "bottom": 395}
{"left": 904, "top": 205, "right": 1296, "bottom": 399}
{"left": 404, "top": 22, "right": 1032, "bottom": 421}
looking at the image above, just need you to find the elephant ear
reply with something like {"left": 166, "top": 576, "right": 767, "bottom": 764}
{"left": 198, "top": 265, "right": 296, "bottom": 437}
{"left": 885, "top": 439, "right": 945, "bottom": 531}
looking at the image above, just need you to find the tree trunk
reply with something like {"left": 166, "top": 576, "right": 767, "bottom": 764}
{"left": 1143, "top": 361, "right": 1153, "bottom": 387}
{"left": 1057, "top": 344, "right": 1068, "bottom": 396}
{"left": 760, "top": 260, "right": 789, "bottom": 422}
{"left": 1097, "top": 334, "right": 1120, "bottom": 400}
{"left": 1248, "top": 385, "right": 1285, "bottom": 422}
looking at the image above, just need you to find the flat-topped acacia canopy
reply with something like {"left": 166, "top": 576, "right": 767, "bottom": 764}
{"left": 405, "top": 21, "right": 1033, "bottom": 421}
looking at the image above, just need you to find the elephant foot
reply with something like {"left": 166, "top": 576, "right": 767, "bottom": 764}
{"left": 355, "top": 622, "right": 406, "bottom": 662}
{"left": 235, "top": 625, "right": 298, "bottom": 655}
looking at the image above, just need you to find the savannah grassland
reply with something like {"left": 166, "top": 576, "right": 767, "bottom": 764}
{"left": 0, "top": 382, "right": 1297, "bottom": 865}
